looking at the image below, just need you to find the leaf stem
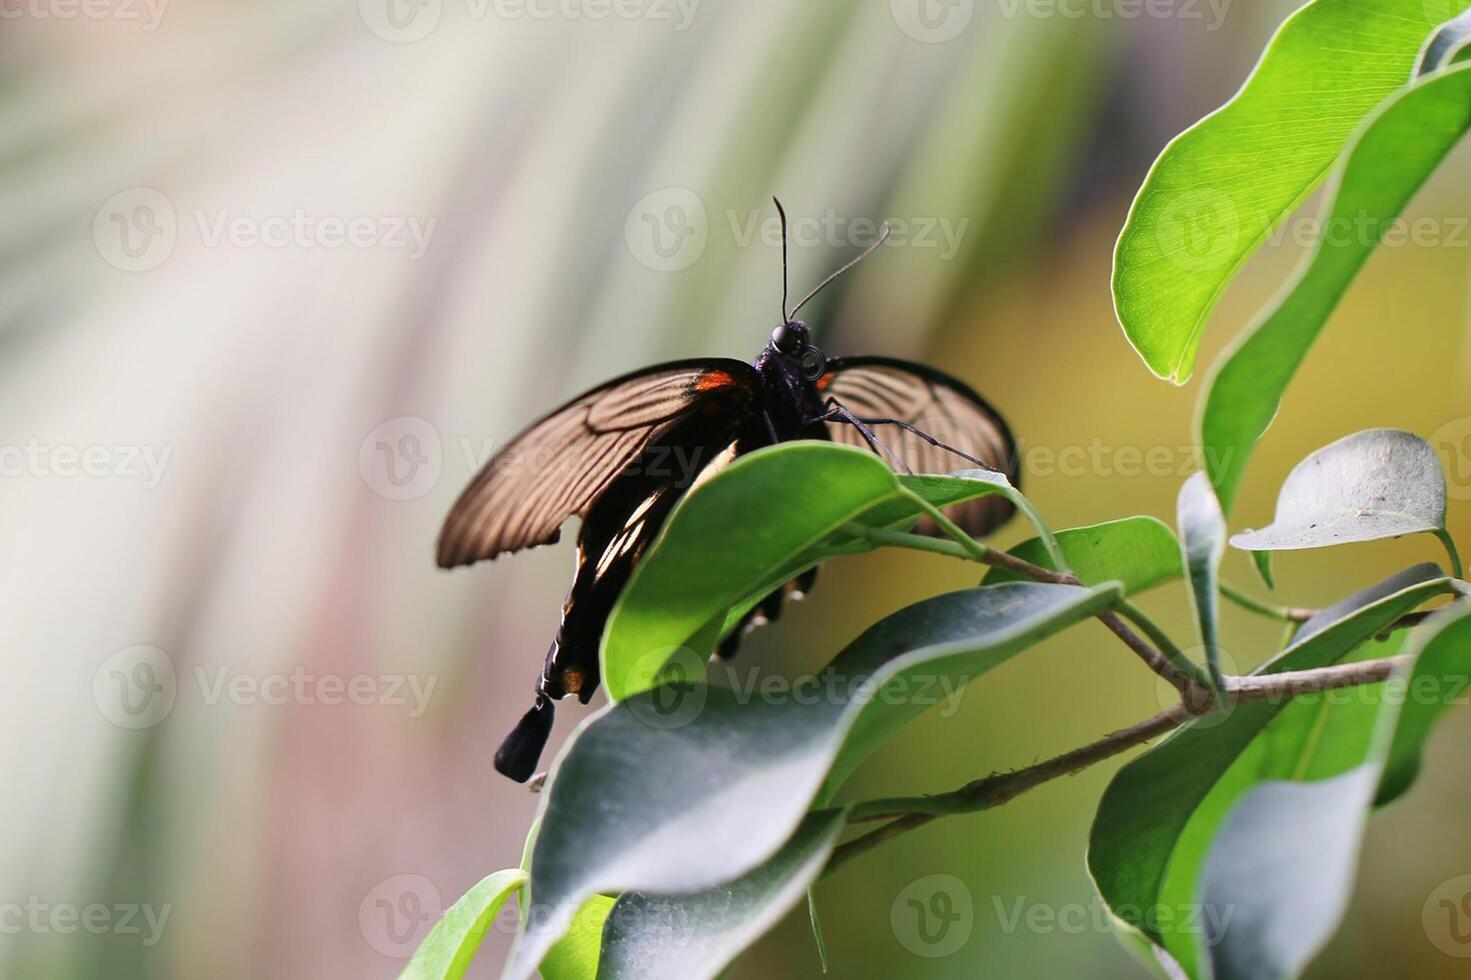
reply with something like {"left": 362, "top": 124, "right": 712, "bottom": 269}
{"left": 901, "top": 490, "right": 1072, "bottom": 577}
{"left": 1435, "top": 529, "right": 1464, "bottom": 579}
{"left": 858, "top": 527, "right": 973, "bottom": 562}
{"left": 1219, "top": 582, "right": 1315, "bottom": 622}
{"left": 865, "top": 514, "right": 1207, "bottom": 702}
{"left": 806, "top": 888, "right": 829, "bottom": 974}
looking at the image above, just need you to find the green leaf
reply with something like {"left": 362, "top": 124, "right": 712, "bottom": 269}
{"left": 1229, "top": 429, "right": 1448, "bottom": 553}
{"left": 1160, "top": 630, "right": 1405, "bottom": 979}
{"left": 1376, "top": 605, "right": 1471, "bottom": 804}
{"left": 819, "top": 583, "right": 1119, "bottom": 794}
{"left": 399, "top": 869, "right": 524, "bottom": 980}
{"left": 1112, "top": 0, "right": 1440, "bottom": 382}
{"left": 539, "top": 895, "right": 616, "bottom": 980}
{"left": 1088, "top": 564, "right": 1457, "bottom": 977}
{"left": 597, "top": 809, "right": 847, "bottom": 980}
{"left": 1251, "top": 549, "right": 1275, "bottom": 590}
{"left": 1178, "top": 474, "right": 1227, "bottom": 690}
{"left": 1192, "top": 603, "right": 1471, "bottom": 978}
{"left": 508, "top": 581, "right": 1119, "bottom": 979}
{"left": 1200, "top": 64, "right": 1471, "bottom": 512}
{"left": 980, "top": 516, "right": 1181, "bottom": 594}
{"left": 1196, "top": 764, "right": 1386, "bottom": 980}
{"left": 601, "top": 443, "right": 897, "bottom": 700}
{"left": 602, "top": 443, "right": 1034, "bottom": 700}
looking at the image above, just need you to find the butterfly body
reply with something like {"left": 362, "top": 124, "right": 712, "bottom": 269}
{"left": 438, "top": 207, "right": 1018, "bottom": 782}
{"left": 439, "top": 322, "right": 1018, "bottom": 782}
{"left": 752, "top": 322, "right": 831, "bottom": 441}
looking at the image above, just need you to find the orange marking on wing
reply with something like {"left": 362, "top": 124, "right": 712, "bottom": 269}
{"left": 696, "top": 369, "right": 736, "bottom": 391}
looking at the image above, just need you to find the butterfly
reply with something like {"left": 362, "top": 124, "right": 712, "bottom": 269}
{"left": 437, "top": 200, "right": 1020, "bottom": 781}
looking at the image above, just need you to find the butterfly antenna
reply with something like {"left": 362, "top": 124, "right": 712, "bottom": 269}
{"left": 789, "top": 221, "right": 892, "bottom": 321}
{"left": 773, "top": 196, "right": 791, "bottom": 322}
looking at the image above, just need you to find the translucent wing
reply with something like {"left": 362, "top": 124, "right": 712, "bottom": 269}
{"left": 818, "top": 356, "right": 1018, "bottom": 537}
{"left": 437, "top": 359, "right": 759, "bottom": 568}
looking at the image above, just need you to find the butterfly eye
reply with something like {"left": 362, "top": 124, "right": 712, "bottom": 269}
{"left": 772, "top": 321, "right": 807, "bottom": 353}
{"left": 798, "top": 346, "right": 826, "bottom": 381}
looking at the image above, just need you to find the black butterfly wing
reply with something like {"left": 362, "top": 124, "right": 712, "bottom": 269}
{"left": 437, "top": 358, "right": 761, "bottom": 568}
{"left": 817, "top": 356, "right": 1018, "bottom": 538}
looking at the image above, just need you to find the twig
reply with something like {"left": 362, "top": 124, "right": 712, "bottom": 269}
{"left": 1094, "top": 612, "right": 1197, "bottom": 701}
{"left": 825, "top": 653, "right": 1414, "bottom": 874}
{"left": 825, "top": 706, "right": 1189, "bottom": 874}
{"left": 1110, "top": 601, "right": 1212, "bottom": 701}
{"left": 1225, "top": 655, "right": 1409, "bottom": 701}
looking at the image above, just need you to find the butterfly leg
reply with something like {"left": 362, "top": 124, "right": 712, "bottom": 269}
{"left": 715, "top": 566, "right": 819, "bottom": 659}
{"left": 850, "top": 415, "right": 1005, "bottom": 473}
{"left": 809, "top": 399, "right": 912, "bottom": 474}
{"left": 761, "top": 408, "right": 780, "bottom": 445}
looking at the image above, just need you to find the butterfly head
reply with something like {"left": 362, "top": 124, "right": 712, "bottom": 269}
{"left": 770, "top": 320, "right": 827, "bottom": 381}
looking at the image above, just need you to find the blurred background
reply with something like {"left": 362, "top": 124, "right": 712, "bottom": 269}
{"left": 4, "top": 0, "right": 1470, "bottom": 976}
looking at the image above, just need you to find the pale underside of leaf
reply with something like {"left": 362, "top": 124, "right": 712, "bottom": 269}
{"left": 1228, "top": 429, "right": 1447, "bottom": 552}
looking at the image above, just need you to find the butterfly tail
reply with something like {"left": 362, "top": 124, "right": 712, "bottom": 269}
{"left": 494, "top": 618, "right": 603, "bottom": 783}
{"left": 494, "top": 690, "right": 555, "bottom": 782}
